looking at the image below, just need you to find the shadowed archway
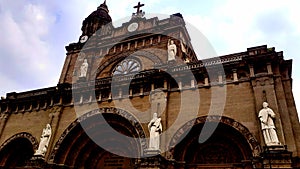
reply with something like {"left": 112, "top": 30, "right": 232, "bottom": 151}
{"left": 50, "top": 108, "right": 147, "bottom": 168}
{"left": 170, "top": 116, "right": 261, "bottom": 168}
{"left": 0, "top": 132, "right": 38, "bottom": 168}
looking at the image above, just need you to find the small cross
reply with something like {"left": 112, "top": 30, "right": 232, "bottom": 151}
{"left": 134, "top": 2, "right": 145, "bottom": 14}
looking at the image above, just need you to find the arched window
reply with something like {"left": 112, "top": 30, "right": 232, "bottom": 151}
{"left": 113, "top": 59, "right": 141, "bottom": 75}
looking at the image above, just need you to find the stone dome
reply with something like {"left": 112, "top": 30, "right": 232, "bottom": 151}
{"left": 81, "top": 0, "right": 112, "bottom": 36}
{"left": 87, "top": 1, "right": 112, "bottom": 22}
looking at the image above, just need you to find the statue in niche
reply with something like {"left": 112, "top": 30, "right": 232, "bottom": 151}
{"left": 79, "top": 59, "right": 88, "bottom": 78}
{"left": 148, "top": 112, "right": 162, "bottom": 150}
{"left": 167, "top": 39, "right": 177, "bottom": 61}
{"left": 258, "top": 102, "right": 281, "bottom": 146}
{"left": 34, "top": 124, "right": 52, "bottom": 156}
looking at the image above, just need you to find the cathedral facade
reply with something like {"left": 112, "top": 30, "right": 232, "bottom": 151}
{"left": 0, "top": 2, "right": 300, "bottom": 169}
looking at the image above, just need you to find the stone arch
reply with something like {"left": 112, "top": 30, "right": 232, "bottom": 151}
{"left": 49, "top": 107, "right": 147, "bottom": 167}
{"left": 95, "top": 49, "right": 163, "bottom": 78}
{"left": 169, "top": 116, "right": 261, "bottom": 161}
{"left": 0, "top": 132, "right": 38, "bottom": 167}
{"left": 0, "top": 132, "right": 38, "bottom": 152}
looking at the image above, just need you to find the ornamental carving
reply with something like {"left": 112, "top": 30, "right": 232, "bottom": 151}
{"left": 95, "top": 50, "right": 162, "bottom": 78}
{"left": 113, "top": 59, "right": 141, "bottom": 75}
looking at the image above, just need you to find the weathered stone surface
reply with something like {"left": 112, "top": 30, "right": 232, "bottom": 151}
{"left": 0, "top": 2, "right": 299, "bottom": 169}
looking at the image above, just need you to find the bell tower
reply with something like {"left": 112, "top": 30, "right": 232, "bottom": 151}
{"left": 81, "top": 0, "right": 112, "bottom": 37}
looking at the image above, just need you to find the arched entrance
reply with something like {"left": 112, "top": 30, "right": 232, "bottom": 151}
{"left": 50, "top": 108, "right": 146, "bottom": 168}
{"left": 0, "top": 132, "right": 38, "bottom": 168}
{"left": 171, "top": 116, "right": 261, "bottom": 169}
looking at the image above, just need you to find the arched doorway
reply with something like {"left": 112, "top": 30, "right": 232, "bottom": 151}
{"left": 171, "top": 116, "right": 261, "bottom": 169}
{"left": 0, "top": 133, "right": 37, "bottom": 168}
{"left": 51, "top": 108, "right": 146, "bottom": 168}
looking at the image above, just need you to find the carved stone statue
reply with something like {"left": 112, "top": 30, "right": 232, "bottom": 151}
{"left": 167, "top": 39, "right": 177, "bottom": 61}
{"left": 148, "top": 113, "right": 162, "bottom": 150}
{"left": 79, "top": 59, "right": 88, "bottom": 77}
{"left": 34, "top": 124, "right": 52, "bottom": 156}
{"left": 258, "top": 102, "right": 280, "bottom": 146}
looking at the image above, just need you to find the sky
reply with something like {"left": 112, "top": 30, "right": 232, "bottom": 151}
{"left": 0, "top": 0, "right": 299, "bottom": 119}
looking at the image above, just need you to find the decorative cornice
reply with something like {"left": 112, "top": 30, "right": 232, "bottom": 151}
{"left": 0, "top": 45, "right": 291, "bottom": 113}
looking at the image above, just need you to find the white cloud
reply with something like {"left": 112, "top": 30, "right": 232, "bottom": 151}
{"left": 184, "top": 0, "right": 300, "bottom": 55}
{"left": 184, "top": 0, "right": 300, "bottom": 118}
{"left": 23, "top": 4, "right": 52, "bottom": 36}
{"left": 0, "top": 2, "right": 57, "bottom": 92}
